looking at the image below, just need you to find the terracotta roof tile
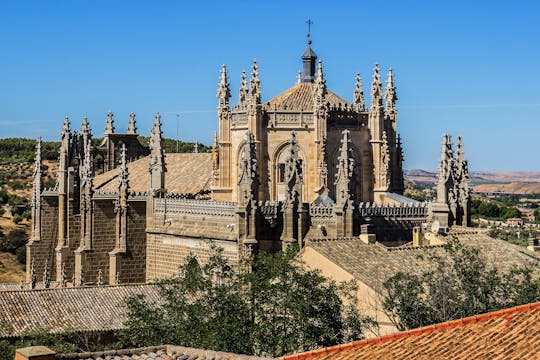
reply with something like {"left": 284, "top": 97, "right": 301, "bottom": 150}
{"left": 264, "top": 83, "right": 350, "bottom": 111}
{"left": 0, "top": 284, "right": 160, "bottom": 337}
{"left": 281, "top": 302, "right": 540, "bottom": 360}
{"left": 94, "top": 153, "right": 212, "bottom": 194}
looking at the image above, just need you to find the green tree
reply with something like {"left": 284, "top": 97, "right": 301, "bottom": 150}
{"left": 121, "top": 246, "right": 373, "bottom": 357}
{"left": 383, "top": 239, "right": 540, "bottom": 330}
{"left": 534, "top": 209, "right": 540, "bottom": 222}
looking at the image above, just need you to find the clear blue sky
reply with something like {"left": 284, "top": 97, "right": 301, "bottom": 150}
{"left": 0, "top": 0, "right": 539, "bottom": 171}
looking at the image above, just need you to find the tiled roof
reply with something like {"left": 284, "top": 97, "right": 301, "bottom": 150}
{"left": 94, "top": 153, "right": 212, "bottom": 194}
{"left": 0, "top": 284, "right": 160, "bottom": 338}
{"left": 58, "top": 345, "right": 271, "bottom": 359}
{"left": 305, "top": 231, "right": 540, "bottom": 294}
{"left": 264, "top": 83, "right": 350, "bottom": 112}
{"left": 281, "top": 302, "right": 540, "bottom": 360}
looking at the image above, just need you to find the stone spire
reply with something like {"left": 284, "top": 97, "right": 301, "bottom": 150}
{"left": 436, "top": 133, "right": 455, "bottom": 204}
{"left": 127, "top": 112, "right": 137, "bottom": 134}
{"left": 395, "top": 134, "right": 405, "bottom": 193}
{"left": 313, "top": 60, "right": 327, "bottom": 111}
{"left": 149, "top": 113, "right": 166, "bottom": 192}
{"left": 42, "top": 259, "right": 51, "bottom": 288}
{"left": 217, "top": 64, "right": 231, "bottom": 111}
{"left": 248, "top": 60, "right": 261, "bottom": 105}
{"left": 384, "top": 68, "right": 397, "bottom": 114}
{"left": 29, "top": 259, "right": 36, "bottom": 289}
{"left": 239, "top": 70, "right": 248, "bottom": 104}
{"left": 456, "top": 135, "right": 471, "bottom": 226}
{"left": 237, "top": 131, "right": 258, "bottom": 205}
{"left": 353, "top": 73, "right": 366, "bottom": 112}
{"left": 81, "top": 117, "right": 92, "bottom": 140}
{"left": 313, "top": 60, "right": 328, "bottom": 189}
{"left": 105, "top": 111, "right": 115, "bottom": 134}
{"left": 194, "top": 142, "right": 199, "bottom": 153}
{"left": 370, "top": 64, "right": 383, "bottom": 110}
{"left": 31, "top": 137, "right": 42, "bottom": 241}
{"left": 57, "top": 116, "right": 71, "bottom": 248}
{"left": 334, "top": 130, "right": 355, "bottom": 208}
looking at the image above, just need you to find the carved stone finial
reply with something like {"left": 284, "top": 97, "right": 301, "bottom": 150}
{"left": 217, "top": 64, "right": 231, "bottom": 110}
{"left": 384, "top": 68, "right": 397, "bottom": 113}
{"left": 194, "top": 142, "right": 199, "bottom": 153}
{"left": 105, "top": 111, "right": 115, "bottom": 134}
{"left": 62, "top": 116, "right": 71, "bottom": 137}
{"left": 370, "top": 63, "right": 383, "bottom": 109}
{"left": 313, "top": 60, "right": 328, "bottom": 119}
{"left": 116, "top": 272, "right": 120, "bottom": 285}
{"left": 239, "top": 70, "right": 248, "bottom": 104}
{"left": 353, "top": 73, "right": 366, "bottom": 112}
{"left": 127, "top": 112, "right": 137, "bottom": 134}
{"left": 436, "top": 133, "right": 455, "bottom": 204}
{"left": 249, "top": 59, "right": 261, "bottom": 105}
{"left": 149, "top": 112, "right": 166, "bottom": 180}
{"left": 296, "top": 70, "right": 302, "bottom": 84}
{"left": 81, "top": 117, "right": 92, "bottom": 139}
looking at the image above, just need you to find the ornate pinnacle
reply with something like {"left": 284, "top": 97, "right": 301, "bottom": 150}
{"left": 283, "top": 131, "right": 303, "bottom": 208}
{"left": 60, "top": 263, "right": 67, "bottom": 287}
{"left": 335, "top": 130, "right": 355, "bottom": 204}
{"left": 127, "top": 112, "right": 137, "bottom": 134}
{"left": 381, "top": 131, "right": 391, "bottom": 188}
{"left": 33, "top": 137, "right": 42, "bottom": 181}
{"left": 42, "top": 259, "right": 50, "bottom": 288}
{"left": 118, "top": 143, "right": 129, "bottom": 189}
{"left": 194, "top": 142, "right": 199, "bottom": 153}
{"left": 105, "top": 111, "right": 115, "bottom": 134}
{"left": 97, "top": 268, "right": 103, "bottom": 286}
{"left": 370, "top": 63, "right": 383, "bottom": 108}
{"left": 457, "top": 135, "right": 465, "bottom": 162}
{"left": 81, "top": 139, "right": 93, "bottom": 188}
{"left": 149, "top": 112, "right": 165, "bottom": 173}
{"left": 385, "top": 68, "right": 397, "bottom": 112}
{"left": 62, "top": 116, "right": 71, "bottom": 136}
{"left": 30, "top": 259, "right": 36, "bottom": 289}
{"left": 239, "top": 70, "right": 248, "bottom": 103}
{"left": 81, "top": 117, "right": 92, "bottom": 138}
{"left": 353, "top": 73, "right": 365, "bottom": 112}
{"left": 217, "top": 64, "right": 231, "bottom": 109}
{"left": 249, "top": 59, "right": 261, "bottom": 104}
{"left": 437, "top": 133, "right": 454, "bottom": 184}
{"left": 313, "top": 60, "right": 327, "bottom": 108}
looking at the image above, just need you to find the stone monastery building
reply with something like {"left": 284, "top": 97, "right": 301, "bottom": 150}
{"left": 26, "top": 39, "right": 471, "bottom": 287}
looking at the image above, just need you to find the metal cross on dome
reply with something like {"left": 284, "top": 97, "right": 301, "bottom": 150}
{"left": 306, "top": 19, "right": 313, "bottom": 41}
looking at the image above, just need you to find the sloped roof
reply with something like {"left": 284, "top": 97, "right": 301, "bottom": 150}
{"left": 93, "top": 153, "right": 212, "bottom": 194}
{"left": 304, "top": 231, "right": 540, "bottom": 294}
{"left": 58, "top": 345, "right": 270, "bottom": 360}
{"left": 281, "top": 302, "right": 540, "bottom": 360}
{"left": 264, "top": 83, "right": 350, "bottom": 112}
{"left": 0, "top": 284, "right": 160, "bottom": 337}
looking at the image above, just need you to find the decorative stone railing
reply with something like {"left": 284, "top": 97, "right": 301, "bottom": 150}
{"left": 154, "top": 198, "right": 237, "bottom": 217}
{"left": 357, "top": 202, "right": 429, "bottom": 219}
{"left": 258, "top": 201, "right": 280, "bottom": 218}
{"left": 310, "top": 203, "right": 335, "bottom": 218}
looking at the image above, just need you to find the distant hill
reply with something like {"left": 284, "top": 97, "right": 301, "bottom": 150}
{"left": 405, "top": 169, "right": 540, "bottom": 194}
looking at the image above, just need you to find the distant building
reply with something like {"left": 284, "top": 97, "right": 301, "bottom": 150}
{"left": 506, "top": 217, "right": 524, "bottom": 227}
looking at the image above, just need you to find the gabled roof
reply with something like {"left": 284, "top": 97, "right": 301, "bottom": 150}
{"left": 93, "top": 153, "right": 212, "bottom": 195}
{"left": 281, "top": 302, "right": 540, "bottom": 360}
{"left": 264, "top": 83, "right": 350, "bottom": 112}
{"left": 304, "top": 231, "right": 540, "bottom": 294}
{"left": 0, "top": 284, "right": 160, "bottom": 338}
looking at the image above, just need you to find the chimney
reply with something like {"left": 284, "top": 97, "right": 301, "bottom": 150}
{"left": 15, "top": 346, "right": 55, "bottom": 360}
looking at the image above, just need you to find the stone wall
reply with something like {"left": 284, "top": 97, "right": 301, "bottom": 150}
{"left": 85, "top": 199, "right": 116, "bottom": 283}
{"left": 117, "top": 200, "right": 146, "bottom": 283}
{"left": 27, "top": 195, "right": 58, "bottom": 282}
{"left": 146, "top": 233, "right": 239, "bottom": 281}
